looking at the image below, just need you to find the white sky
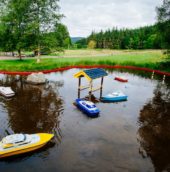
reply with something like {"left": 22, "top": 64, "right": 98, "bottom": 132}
{"left": 59, "top": 0, "right": 162, "bottom": 37}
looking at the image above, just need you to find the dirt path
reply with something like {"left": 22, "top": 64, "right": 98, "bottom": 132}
{"left": 0, "top": 56, "right": 24, "bottom": 60}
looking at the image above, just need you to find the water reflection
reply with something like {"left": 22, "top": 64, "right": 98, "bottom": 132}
{"left": 0, "top": 69, "right": 170, "bottom": 171}
{"left": 0, "top": 75, "right": 64, "bottom": 142}
{"left": 138, "top": 83, "right": 170, "bottom": 171}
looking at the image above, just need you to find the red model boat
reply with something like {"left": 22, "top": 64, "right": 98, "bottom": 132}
{"left": 114, "top": 76, "right": 128, "bottom": 82}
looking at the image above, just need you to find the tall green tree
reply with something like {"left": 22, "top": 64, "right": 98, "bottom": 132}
{"left": 0, "top": 0, "right": 31, "bottom": 59}
{"left": 156, "top": 0, "right": 170, "bottom": 51}
{"left": 37, "top": 23, "right": 71, "bottom": 53}
{"left": 27, "top": 0, "right": 62, "bottom": 62}
{"left": 53, "top": 23, "right": 71, "bottom": 49}
{"left": 0, "top": 0, "right": 62, "bottom": 61}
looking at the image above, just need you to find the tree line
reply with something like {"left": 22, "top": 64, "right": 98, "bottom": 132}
{"left": 76, "top": 0, "right": 170, "bottom": 52}
{"left": 0, "top": 0, "right": 71, "bottom": 61}
{"left": 76, "top": 25, "right": 161, "bottom": 49}
{"left": 0, "top": 0, "right": 169, "bottom": 59}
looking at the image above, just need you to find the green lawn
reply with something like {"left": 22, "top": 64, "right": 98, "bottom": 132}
{"left": 0, "top": 50, "right": 169, "bottom": 72}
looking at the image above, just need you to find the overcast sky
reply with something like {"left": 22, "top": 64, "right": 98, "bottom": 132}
{"left": 59, "top": 0, "right": 162, "bottom": 37}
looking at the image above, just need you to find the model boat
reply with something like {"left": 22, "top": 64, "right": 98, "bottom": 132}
{"left": 75, "top": 98, "right": 100, "bottom": 117}
{"left": 101, "top": 91, "right": 128, "bottom": 102}
{"left": 0, "top": 86, "right": 15, "bottom": 98}
{"left": 114, "top": 76, "right": 128, "bottom": 82}
{"left": 0, "top": 133, "right": 54, "bottom": 158}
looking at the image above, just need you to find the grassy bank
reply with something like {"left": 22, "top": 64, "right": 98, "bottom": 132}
{"left": 0, "top": 50, "right": 169, "bottom": 72}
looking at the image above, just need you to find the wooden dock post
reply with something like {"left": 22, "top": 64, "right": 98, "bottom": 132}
{"left": 162, "top": 75, "right": 166, "bottom": 84}
{"left": 78, "top": 77, "right": 81, "bottom": 98}
{"left": 151, "top": 71, "right": 154, "bottom": 79}
{"left": 89, "top": 80, "right": 93, "bottom": 101}
{"left": 100, "top": 77, "right": 104, "bottom": 98}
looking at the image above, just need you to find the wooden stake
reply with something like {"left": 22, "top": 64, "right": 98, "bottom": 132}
{"left": 89, "top": 80, "right": 93, "bottom": 101}
{"left": 100, "top": 77, "right": 104, "bottom": 98}
{"left": 78, "top": 77, "right": 81, "bottom": 98}
{"left": 151, "top": 71, "right": 154, "bottom": 79}
{"left": 162, "top": 75, "right": 166, "bottom": 84}
{"left": 100, "top": 87, "right": 103, "bottom": 99}
{"left": 101, "top": 77, "right": 104, "bottom": 88}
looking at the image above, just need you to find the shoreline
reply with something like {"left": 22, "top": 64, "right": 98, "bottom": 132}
{"left": 0, "top": 65, "right": 170, "bottom": 76}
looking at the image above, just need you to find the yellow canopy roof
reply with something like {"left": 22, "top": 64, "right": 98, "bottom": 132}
{"left": 74, "top": 68, "right": 108, "bottom": 81}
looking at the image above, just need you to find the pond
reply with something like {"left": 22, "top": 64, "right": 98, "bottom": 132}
{"left": 0, "top": 68, "right": 170, "bottom": 172}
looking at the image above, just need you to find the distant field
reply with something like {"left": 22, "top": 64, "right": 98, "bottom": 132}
{"left": 0, "top": 49, "right": 169, "bottom": 72}
{"left": 56, "top": 49, "right": 163, "bottom": 58}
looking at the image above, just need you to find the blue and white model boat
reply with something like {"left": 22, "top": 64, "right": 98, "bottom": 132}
{"left": 101, "top": 91, "right": 128, "bottom": 102}
{"left": 75, "top": 98, "right": 100, "bottom": 117}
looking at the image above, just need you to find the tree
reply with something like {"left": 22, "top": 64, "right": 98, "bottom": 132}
{"left": 76, "top": 38, "right": 87, "bottom": 49}
{"left": 64, "top": 37, "right": 71, "bottom": 49}
{"left": 88, "top": 40, "right": 96, "bottom": 49}
{"left": 156, "top": 0, "right": 170, "bottom": 52}
{"left": 0, "top": 0, "right": 32, "bottom": 60}
{"left": 53, "top": 23, "right": 71, "bottom": 49}
{"left": 0, "top": 22, "right": 14, "bottom": 52}
{"left": 36, "top": 24, "right": 71, "bottom": 54}
{"left": 145, "top": 34, "right": 157, "bottom": 49}
{"left": 26, "top": 0, "right": 62, "bottom": 62}
{"left": 0, "top": 0, "right": 62, "bottom": 61}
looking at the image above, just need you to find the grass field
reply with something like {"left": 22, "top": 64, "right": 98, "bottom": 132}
{"left": 0, "top": 49, "right": 169, "bottom": 72}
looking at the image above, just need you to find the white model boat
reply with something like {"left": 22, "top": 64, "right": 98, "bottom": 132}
{"left": 101, "top": 91, "right": 128, "bottom": 102}
{"left": 0, "top": 133, "right": 54, "bottom": 158}
{"left": 0, "top": 87, "right": 15, "bottom": 98}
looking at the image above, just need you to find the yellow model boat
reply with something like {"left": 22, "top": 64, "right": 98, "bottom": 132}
{"left": 0, "top": 133, "right": 54, "bottom": 158}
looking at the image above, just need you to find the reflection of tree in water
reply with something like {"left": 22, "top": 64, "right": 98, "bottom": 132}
{"left": 0, "top": 74, "right": 19, "bottom": 87}
{"left": 2, "top": 76, "right": 64, "bottom": 139}
{"left": 138, "top": 84, "right": 170, "bottom": 171}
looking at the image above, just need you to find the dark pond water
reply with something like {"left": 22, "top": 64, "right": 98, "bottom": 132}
{"left": 0, "top": 69, "right": 170, "bottom": 172}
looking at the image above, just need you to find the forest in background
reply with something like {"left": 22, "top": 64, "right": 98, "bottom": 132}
{"left": 76, "top": 0, "right": 170, "bottom": 53}
{"left": 76, "top": 25, "right": 161, "bottom": 49}
{"left": 0, "top": 0, "right": 169, "bottom": 60}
